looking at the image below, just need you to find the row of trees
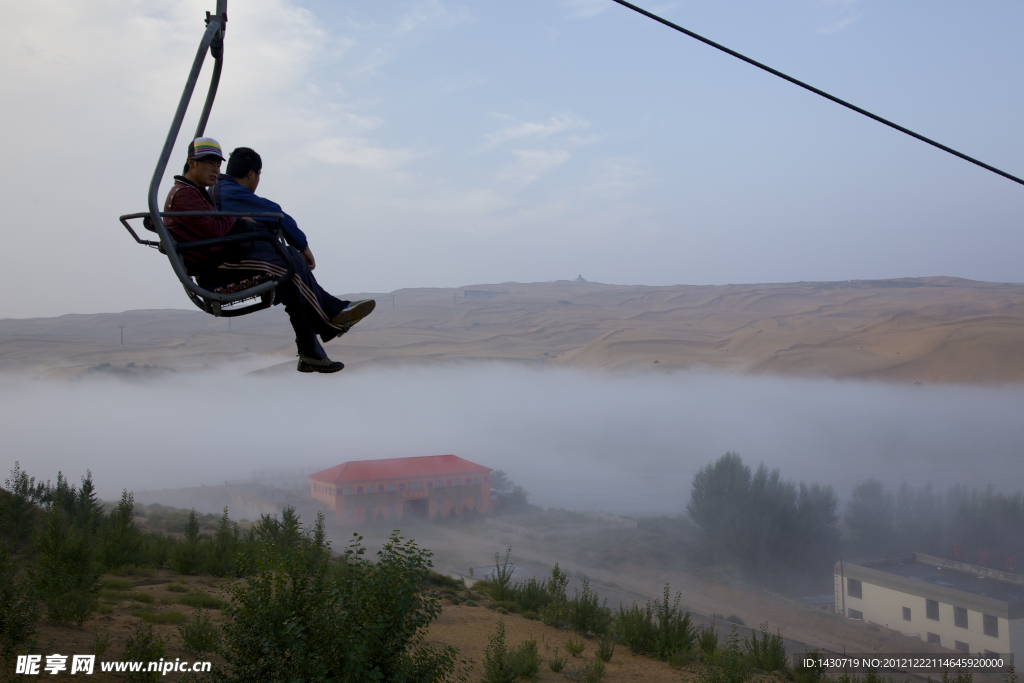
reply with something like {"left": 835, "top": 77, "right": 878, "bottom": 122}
{"left": 686, "top": 452, "right": 1024, "bottom": 591}
{"left": 0, "top": 464, "right": 469, "bottom": 682}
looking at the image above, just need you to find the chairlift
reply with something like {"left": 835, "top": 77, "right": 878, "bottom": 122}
{"left": 118, "top": 0, "right": 293, "bottom": 317}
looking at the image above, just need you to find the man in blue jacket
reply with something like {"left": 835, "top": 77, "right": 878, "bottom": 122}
{"left": 209, "top": 146, "right": 374, "bottom": 373}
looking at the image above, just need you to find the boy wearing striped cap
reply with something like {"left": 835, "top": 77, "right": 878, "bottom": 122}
{"left": 164, "top": 137, "right": 373, "bottom": 373}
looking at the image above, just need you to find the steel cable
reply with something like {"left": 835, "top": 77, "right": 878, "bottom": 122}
{"left": 609, "top": 0, "right": 1024, "bottom": 188}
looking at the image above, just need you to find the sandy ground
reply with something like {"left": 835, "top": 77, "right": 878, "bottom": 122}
{"left": 2, "top": 277, "right": 1023, "bottom": 383}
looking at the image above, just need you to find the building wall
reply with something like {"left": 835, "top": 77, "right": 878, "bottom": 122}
{"left": 310, "top": 472, "right": 491, "bottom": 524}
{"left": 836, "top": 573, "right": 1016, "bottom": 655}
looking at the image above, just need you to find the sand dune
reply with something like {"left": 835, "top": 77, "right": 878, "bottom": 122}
{"left": 2, "top": 277, "right": 1023, "bottom": 383}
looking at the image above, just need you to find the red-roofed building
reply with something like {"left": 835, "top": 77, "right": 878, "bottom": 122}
{"left": 309, "top": 455, "right": 493, "bottom": 523}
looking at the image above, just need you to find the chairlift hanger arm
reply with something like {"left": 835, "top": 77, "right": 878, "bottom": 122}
{"left": 608, "top": 0, "right": 1024, "bottom": 188}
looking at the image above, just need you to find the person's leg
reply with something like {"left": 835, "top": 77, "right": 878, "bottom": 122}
{"left": 202, "top": 244, "right": 343, "bottom": 359}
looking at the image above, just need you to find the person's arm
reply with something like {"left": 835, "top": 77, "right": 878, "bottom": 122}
{"left": 165, "top": 185, "right": 235, "bottom": 242}
{"left": 219, "top": 184, "right": 309, "bottom": 251}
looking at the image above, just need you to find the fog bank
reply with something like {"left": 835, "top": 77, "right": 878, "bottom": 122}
{"left": 2, "top": 366, "right": 1021, "bottom": 515}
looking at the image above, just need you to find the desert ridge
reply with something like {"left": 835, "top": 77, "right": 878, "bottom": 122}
{"left": 1, "top": 277, "right": 1022, "bottom": 383}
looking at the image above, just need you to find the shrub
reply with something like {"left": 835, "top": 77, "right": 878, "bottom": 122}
{"left": 615, "top": 586, "right": 695, "bottom": 661}
{"left": 564, "top": 658, "right": 606, "bottom": 683}
{"left": 178, "top": 609, "right": 220, "bottom": 657}
{"left": 169, "top": 509, "right": 202, "bottom": 575}
{"left": 122, "top": 622, "right": 166, "bottom": 682}
{"left": 177, "top": 592, "right": 227, "bottom": 610}
{"left": 133, "top": 610, "right": 188, "bottom": 624}
{"left": 215, "top": 515, "right": 465, "bottom": 682}
{"left": 564, "top": 636, "right": 586, "bottom": 657}
{"left": 0, "top": 547, "right": 39, "bottom": 671}
{"left": 203, "top": 508, "right": 240, "bottom": 577}
{"left": 488, "top": 546, "right": 515, "bottom": 603}
{"left": 793, "top": 650, "right": 825, "bottom": 683}
{"left": 101, "top": 577, "right": 133, "bottom": 590}
{"left": 166, "top": 581, "right": 189, "bottom": 593}
{"left": 100, "top": 490, "right": 145, "bottom": 571}
{"left": 567, "top": 579, "right": 611, "bottom": 636}
{"left": 743, "top": 622, "right": 786, "bottom": 672}
{"left": 548, "top": 647, "right": 566, "bottom": 672}
{"left": 128, "top": 591, "right": 154, "bottom": 604}
{"left": 483, "top": 620, "right": 540, "bottom": 683}
{"left": 31, "top": 509, "right": 99, "bottom": 626}
{"left": 596, "top": 637, "right": 615, "bottom": 662}
{"left": 698, "top": 626, "right": 750, "bottom": 683}
{"left": 699, "top": 623, "right": 719, "bottom": 657}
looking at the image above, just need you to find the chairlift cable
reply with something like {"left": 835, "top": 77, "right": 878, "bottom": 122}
{"left": 609, "top": 0, "right": 1024, "bottom": 188}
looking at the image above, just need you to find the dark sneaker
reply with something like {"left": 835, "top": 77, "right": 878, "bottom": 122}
{"left": 331, "top": 299, "right": 375, "bottom": 328}
{"left": 297, "top": 355, "right": 344, "bottom": 373}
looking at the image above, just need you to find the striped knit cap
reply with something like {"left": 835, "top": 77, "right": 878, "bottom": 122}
{"left": 188, "top": 136, "right": 226, "bottom": 161}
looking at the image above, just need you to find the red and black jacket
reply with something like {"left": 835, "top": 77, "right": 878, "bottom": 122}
{"left": 162, "top": 175, "right": 238, "bottom": 264}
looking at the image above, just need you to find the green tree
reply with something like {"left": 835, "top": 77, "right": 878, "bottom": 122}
{"left": 31, "top": 509, "right": 99, "bottom": 626}
{"left": 99, "top": 490, "right": 145, "bottom": 570}
{"left": 845, "top": 479, "right": 896, "bottom": 557}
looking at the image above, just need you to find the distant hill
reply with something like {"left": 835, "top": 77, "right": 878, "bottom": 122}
{"left": 3, "top": 277, "right": 1023, "bottom": 383}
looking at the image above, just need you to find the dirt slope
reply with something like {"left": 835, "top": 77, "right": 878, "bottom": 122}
{"left": 3, "top": 277, "right": 1023, "bottom": 383}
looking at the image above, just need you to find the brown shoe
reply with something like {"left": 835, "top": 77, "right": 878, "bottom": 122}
{"left": 331, "top": 299, "right": 376, "bottom": 328}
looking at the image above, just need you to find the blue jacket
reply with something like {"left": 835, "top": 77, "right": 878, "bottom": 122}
{"left": 212, "top": 174, "right": 308, "bottom": 251}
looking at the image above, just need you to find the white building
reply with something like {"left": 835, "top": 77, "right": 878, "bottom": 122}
{"left": 834, "top": 553, "right": 1023, "bottom": 657}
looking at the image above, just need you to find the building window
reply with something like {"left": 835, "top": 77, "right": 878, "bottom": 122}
{"left": 902, "top": 607, "right": 911, "bottom": 621}
{"left": 386, "top": 483, "right": 396, "bottom": 492}
{"left": 453, "top": 478, "right": 461, "bottom": 487}
{"left": 426, "top": 481, "right": 433, "bottom": 489}
{"left": 847, "top": 579, "right": 862, "bottom": 599}
{"left": 357, "top": 486, "right": 363, "bottom": 494}
{"left": 983, "top": 614, "right": 998, "bottom": 638}
{"left": 926, "top": 600, "right": 939, "bottom": 621}
{"left": 954, "top": 606, "right": 968, "bottom": 629}
{"left": 848, "top": 609, "right": 863, "bottom": 620}
{"left": 409, "top": 481, "right": 423, "bottom": 490}
{"left": 343, "top": 487, "right": 353, "bottom": 496}
{"left": 378, "top": 485, "right": 384, "bottom": 493}
{"left": 927, "top": 633, "right": 941, "bottom": 645}
{"left": 473, "top": 476, "right": 481, "bottom": 485}
{"left": 465, "top": 477, "right": 471, "bottom": 485}
{"left": 474, "top": 497, "right": 481, "bottom": 506}
{"left": 437, "top": 479, "right": 444, "bottom": 488}
{"left": 954, "top": 641, "right": 970, "bottom": 653}
{"left": 398, "top": 483, "right": 406, "bottom": 491}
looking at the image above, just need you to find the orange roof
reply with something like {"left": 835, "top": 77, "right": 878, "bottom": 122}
{"left": 310, "top": 455, "right": 491, "bottom": 484}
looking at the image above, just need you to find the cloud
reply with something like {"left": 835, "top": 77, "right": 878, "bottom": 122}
{"left": 817, "top": 16, "right": 857, "bottom": 34}
{"left": 306, "top": 136, "right": 418, "bottom": 171}
{"left": 484, "top": 113, "right": 590, "bottom": 148}
{"left": 564, "top": 0, "right": 613, "bottom": 19}
{"left": 500, "top": 149, "right": 572, "bottom": 185}
{"left": 395, "top": 0, "right": 473, "bottom": 34}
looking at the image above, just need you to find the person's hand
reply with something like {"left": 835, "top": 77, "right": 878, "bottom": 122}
{"left": 302, "top": 247, "right": 316, "bottom": 270}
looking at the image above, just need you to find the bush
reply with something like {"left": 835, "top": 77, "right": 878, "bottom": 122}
{"left": 31, "top": 509, "right": 98, "bottom": 626}
{"left": 169, "top": 509, "right": 202, "bottom": 575}
{"left": 100, "top": 490, "right": 145, "bottom": 571}
{"left": 122, "top": 622, "right": 166, "bottom": 682}
{"left": 101, "top": 578, "right": 133, "bottom": 590}
{"left": 214, "top": 514, "right": 466, "bottom": 682}
{"left": 793, "top": 650, "right": 825, "bottom": 683}
{"left": 0, "top": 547, "right": 39, "bottom": 672}
{"left": 596, "top": 637, "right": 614, "bottom": 662}
{"left": 698, "top": 626, "right": 750, "bottom": 683}
{"left": 548, "top": 647, "right": 566, "bottom": 672}
{"left": 567, "top": 579, "right": 611, "bottom": 636}
{"left": 488, "top": 546, "right": 515, "bottom": 603}
{"left": 177, "top": 592, "right": 226, "bottom": 610}
{"left": 564, "top": 658, "right": 606, "bottom": 683}
{"left": 564, "top": 636, "right": 586, "bottom": 657}
{"left": 743, "top": 622, "right": 786, "bottom": 672}
{"left": 133, "top": 610, "right": 188, "bottom": 624}
{"left": 178, "top": 609, "right": 220, "bottom": 657}
{"left": 615, "top": 584, "right": 694, "bottom": 661}
{"left": 483, "top": 620, "right": 540, "bottom": 683}
{"left": 699, "top": 623, "right": 719, "bottom": 657}
{"left": 128, "top": 590, "right": 154, "bottom": 604}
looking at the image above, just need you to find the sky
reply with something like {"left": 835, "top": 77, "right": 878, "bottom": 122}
{"left": 1, "top": 0, "right": 1022, "bottom": 318}
{"left": 4, "top": 367, "right": 1023, "bottom": 514}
